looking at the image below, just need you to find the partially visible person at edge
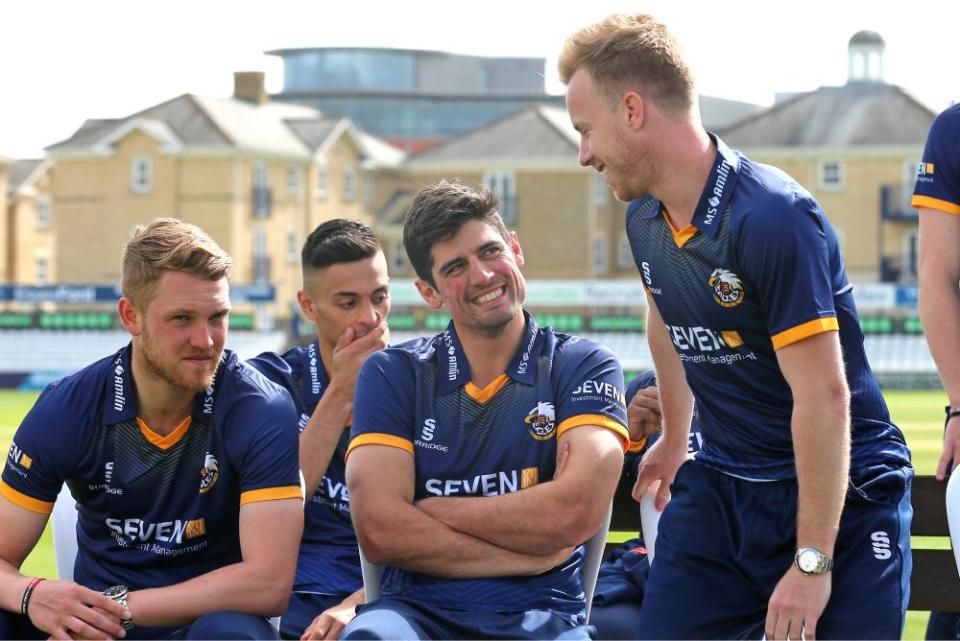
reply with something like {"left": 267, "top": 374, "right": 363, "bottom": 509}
{"left": 913, "top": 103, "right": 960, "bottom": 641}
{"left": 561, "top": 14, "right": 912, "bottom": 640}
{"left": 248, "top": 219, "right": 389, "bottom": 640}
{"left": 590, "top": 369, "right": 703, "bottom": 641}
{"left": 0, "top": 218, "right": 303, "bottom": 640}
{"left": 341, "top": 181, "right": 629, "bottom": 640}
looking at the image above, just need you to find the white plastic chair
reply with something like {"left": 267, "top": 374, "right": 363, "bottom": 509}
{"left": 582, "top": 503, "right": 613, "bottom": 622}
{"left": 51, "top": 484, "right": 78, "bottom": 580}
{"left": 358, "top": 502, "right": 614, "bottom": 624}
{"left": 50, "top": 484, "right": 282, "bottom": 634}
{"left": 640, "top": 490, "right": 662, "bottom": 565}
{"left": 946, "top": 471, "right": 960, "bottom": 579}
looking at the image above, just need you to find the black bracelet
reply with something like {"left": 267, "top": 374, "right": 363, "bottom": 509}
{"left": 946, "top": 406, "right": 960, "bottom": 427}
{"left": 20, "top": 578, "right": 44, "bottom": 616}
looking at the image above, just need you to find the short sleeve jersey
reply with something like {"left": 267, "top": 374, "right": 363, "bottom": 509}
{"left": 626, "top": 134, "right": 910, "bottom": 480}
{"left": 248, "top": 340, "right": 360, "bottom": 597}
{"left": 624, "top": 371, "right": 704, "bottom": 460}
{"left": 912, "top": 104, "right": 960, "bottom": 215}
{"left": 0, "top": 346, "right": 301, "bottom": 591}
{"left": 348, "top": 312, "right": 629, "bottom": 616}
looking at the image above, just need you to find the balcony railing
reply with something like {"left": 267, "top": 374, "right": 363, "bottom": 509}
{"left": 880, "top": 184, "right": 917, "bottom": 222}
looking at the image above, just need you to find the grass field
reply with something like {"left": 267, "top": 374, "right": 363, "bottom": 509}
{"left": 0, "top": 388, "right": 950, "bottom": 638}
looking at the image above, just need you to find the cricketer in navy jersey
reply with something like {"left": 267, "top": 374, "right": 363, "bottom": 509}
{"left": 1, "top": 347, "right": 302, "bottom": 636}
{"left": 625, "top": 134, "right": 913, "bottom": 639}
{"left": 249, "top": 341, "right": 360, "bottom": 595}
{"left": 348, "top": 315, "right": 628, "bottom": 617}
{"left": 626, "top": 135, "right": 911, "bottom": 480}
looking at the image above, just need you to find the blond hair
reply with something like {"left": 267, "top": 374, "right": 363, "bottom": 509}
{"left": 121, "top": 218, "right": 232, "bottom": 307}
{"left": 559, "top": 14, "right": 696, "bottom": 115}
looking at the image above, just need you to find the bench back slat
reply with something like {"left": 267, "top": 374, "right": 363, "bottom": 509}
{"left": 607, "top": 473, "right": 959, "bottom": 612}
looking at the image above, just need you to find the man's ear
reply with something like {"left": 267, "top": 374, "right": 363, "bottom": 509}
{"left": 622, "top": 91, "right": 645, "bottom": 131}
{"left": 296, "top": 290, "right": 317, "bottom": 322}
{"left": 117, "top": 297, "right": 142, "bottom": 336}
{"left": 510, "top": 231, "right": 525, "bottom": 268}
{"left": 415, "top": 279, "right": 444, "bottom": 311}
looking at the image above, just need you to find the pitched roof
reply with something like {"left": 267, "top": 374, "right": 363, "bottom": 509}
{"left": 46, "top": 93, "right": 396, "bottom": 160}
{"left": 718, "top": 82, "right": 935, "bottom": 147}
{"left": 6, "top": 158, "right": 48, "bottom": 196}
{"left": 406, "top": 104, "right": 576, "bottom": 166}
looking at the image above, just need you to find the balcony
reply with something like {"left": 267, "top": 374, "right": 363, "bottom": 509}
{"left": 252, "top": 186, "right": 273, "bottom": 218}
{"left": 880, "top": 184, "right": 917, "bottom": 222}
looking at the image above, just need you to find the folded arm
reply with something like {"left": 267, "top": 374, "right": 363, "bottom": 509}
{"left": 346, "top": 445, "right": 571, "bottom": 577}
{"left": 415, "top": 425, "right": 624, "bottom": 554}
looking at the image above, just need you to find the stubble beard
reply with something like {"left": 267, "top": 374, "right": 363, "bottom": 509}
{"left": 140, "top": 328, "right": 219, "bottom": 393}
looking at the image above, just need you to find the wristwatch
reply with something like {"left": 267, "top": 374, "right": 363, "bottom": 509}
{"left": 794, "top": 547, "right": 833, "bottom": 576}
{"left": 102, "top": 584, "right": 135, "bottom": 630}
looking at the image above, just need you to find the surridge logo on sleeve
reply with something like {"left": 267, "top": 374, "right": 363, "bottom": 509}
{"left": 525, "top": 402, "right": 556, "bottom": 441}
{"left": 199, "top": 453, "right": 219, "bottom": 493}
{"left": 708, "top": 268, "right": 745, "bottom": 308}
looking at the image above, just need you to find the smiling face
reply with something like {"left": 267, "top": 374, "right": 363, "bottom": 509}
{"left": 566, "top": 68, "right": 656, "bottom": 202}
{"left": 415, "top": 219, "right": 526, "bottom": 338}
{"left": 127, "top": 270, "right": 230, "bottom": 394}
{"left": 298, "top": 251, "right": 391, "bottom": 354}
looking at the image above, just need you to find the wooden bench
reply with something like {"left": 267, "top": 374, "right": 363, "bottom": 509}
{"left": 608, "top": 473, "right": 960, "bottom": 612}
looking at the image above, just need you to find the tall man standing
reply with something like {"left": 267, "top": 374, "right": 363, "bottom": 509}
{"left": 562, "top": 15, "right": 912, "bottom": 640}
{"left": 249, "top": 219, "right": 390, "bottom": 640}
{"left": 342, "top": 181, "right": 629, "bottom": 640}
{"left": 0, "top": 218, "right": 303, "bottom": 640}
{"left": 914, "top": 103, "right": 960, "bottom": 640}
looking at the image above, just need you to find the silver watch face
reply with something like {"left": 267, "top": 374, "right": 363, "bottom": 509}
{"left": 103, "top": 585, "right": 128, "bottom": 600}
{"left": 797, "top": 549, "right": 821, "bottom": 573}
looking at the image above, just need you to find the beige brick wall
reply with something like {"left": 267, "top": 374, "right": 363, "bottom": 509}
{"left": 9, "top": 166, "right": 56, "bottom": 284}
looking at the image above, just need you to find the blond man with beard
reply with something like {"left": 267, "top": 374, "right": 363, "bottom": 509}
{"left": 0, "top": 218, "right": 303, "bottom": 640}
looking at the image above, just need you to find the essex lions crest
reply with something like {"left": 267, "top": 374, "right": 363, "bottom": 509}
{"left": 525, "top": 402, "right": 556, "bottom": 441}
{"left": 708, "top": 268, "right": 745, "bottom": 308}
{"left": 199, "top": 453, "right": 219, "bottom": 494}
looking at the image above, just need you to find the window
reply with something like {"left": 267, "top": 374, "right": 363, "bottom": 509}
{"left": 252, "top": 228, "right": 270, "bottom": 282}
{"left": 286, "top": 231, "right": 299, "bottom": 263}
{"left": 35, "top": 198, "right": 52, "bottom": 230}
{"left": 617, "top": 234, "right": 634, "bottom": 270}
{"left": 364, "top": 172, "right": 375, "bottom": 206}
{"left": 388, "top": 238, "right": 406, "bottom": 275}
{"left": 315, "top": 164, "right": 328, "bottom": 199}
{"left": 594, "top": 173, "right": 609, "bottom": 206}
{"left": 817, "top": 160, "right": 844, "bottom": 191}
{"left": 483, "top": 171, "right": 516, "bottom": 225}
{"left": 343, "top": 168, "right": 356, "bottom": 202}
{"left": 252, "top": 161, "right": 271, "bottom": 218}
{"left": 35, "top": 256, "right": 49, "bottom": 285}
{"left": 593, "top": 236, "right": 609, "bottom": 275}
{"left": 286, "top": 165, "right": 300, "bottom": 196}
{"left": 253, "top": 161, "right": 268, "bottom": 190}
{"left": 131, "top": 156, "right": 152, "bottom": 194}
